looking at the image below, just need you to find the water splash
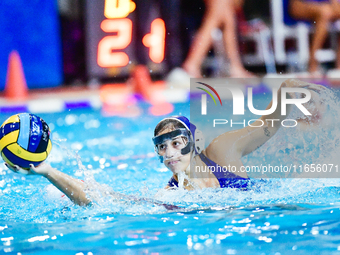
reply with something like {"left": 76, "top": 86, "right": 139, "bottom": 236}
{"left": 2, "top": 84, "right": 340, "bottom": 223}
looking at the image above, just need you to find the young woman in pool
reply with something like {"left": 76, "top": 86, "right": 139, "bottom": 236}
{"left": 5, "top": 79, "right": 325, "bottom": 206}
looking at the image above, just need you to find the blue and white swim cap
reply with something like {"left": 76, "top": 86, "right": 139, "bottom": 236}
{"left": 152, "top": 116, "right": 205, "bottom": 162}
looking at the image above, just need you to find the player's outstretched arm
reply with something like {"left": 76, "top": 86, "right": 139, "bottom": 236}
{"left": 5, "top": 163, "right": 91, "bottom": 206}
{"left": 205, "top": 79, "right": 324, "bottom": 160}
{"left": 240, "top": 79, "right": 326, "bottom": 156}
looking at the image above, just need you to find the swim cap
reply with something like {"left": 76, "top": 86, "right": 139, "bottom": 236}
{"left": 152, "top": 116, "right": 205, "bottom": 162}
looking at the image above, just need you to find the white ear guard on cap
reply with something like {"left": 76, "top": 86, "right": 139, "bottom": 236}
{"left": 193, "top": 128, "right": 205, "bottom": 155}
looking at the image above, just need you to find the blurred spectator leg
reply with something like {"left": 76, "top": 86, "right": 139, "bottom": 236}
{"left": 224, "top": 0, "right": 254, "bottom": 77}
{"left": 182, "top": 0, "right": 253, "bottom": 78}
{"left": 289, "top": 0, "right": 335, "bottom": 74}
{"left": 182, "top": 0, "right": 222, "bottom": 78}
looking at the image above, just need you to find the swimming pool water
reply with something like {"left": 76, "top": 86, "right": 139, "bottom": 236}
{"left": 1, "top": 89, "right": 340, "bottom": 254}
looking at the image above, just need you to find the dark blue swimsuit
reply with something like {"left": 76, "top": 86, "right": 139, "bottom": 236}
{"left": 168, "top": 153, "right": 250, "bottom": 190}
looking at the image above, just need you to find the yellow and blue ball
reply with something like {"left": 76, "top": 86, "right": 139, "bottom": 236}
{"left": 0, "top": 113, "right": 52, "bottom": 170}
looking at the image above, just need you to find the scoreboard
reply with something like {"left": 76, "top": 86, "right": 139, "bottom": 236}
{"left": 85, "top": 0, "right": 166, "bottom": 79}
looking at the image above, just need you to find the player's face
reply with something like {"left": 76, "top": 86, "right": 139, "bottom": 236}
{"left": 156, "top": 128, "right": 192, "bottom": 174}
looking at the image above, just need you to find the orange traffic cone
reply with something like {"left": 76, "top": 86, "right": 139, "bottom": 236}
{"left": 131, "top": 65, "right": 174, "bottom": 116}
{"left": 131, "top": 65, "right": 153, "bottom": 101}
{"left": 5, "top": 50, "right": 28, "bottom": 100}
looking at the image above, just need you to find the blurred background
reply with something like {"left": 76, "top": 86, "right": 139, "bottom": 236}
{"left": 0, "top": 0, "right": 339, "bottom": 90}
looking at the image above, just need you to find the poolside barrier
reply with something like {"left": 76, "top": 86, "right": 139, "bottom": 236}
{"left": 5, "top": 50, "right": 28, "bottom": 100}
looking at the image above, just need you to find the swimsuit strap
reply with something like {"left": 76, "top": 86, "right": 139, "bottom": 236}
{"left": 168, "top": 176, "right": 178, "bottom": 187}
{"left": 198, "top": 152, "right": 243, "bottom": 179}
{"left": 167, "top": 153, "right": 250, "bottom": 189}
{"left": 198, "top": 152, "right": 249, "bottom": 189}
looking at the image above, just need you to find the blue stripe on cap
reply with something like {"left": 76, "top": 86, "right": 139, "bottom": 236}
{"left": 173, "top": 116, "right": 190, "bottom": 130}
{"left": 170, "top": 116, "right": 200, "bottom": 155}
{"left": 28, "top": 114, "right": 42, "bottom": 152}
{"left": 2, "top": 147, "right": 42, "bottom": 169}
{"left": 17, "top": 113, "right": 30, "bottom": 150}
{"left": 172, "top": 116, "right": 197, "bottom": 140}
{"left": 0, "top": 122, "right": 20, "bottom": 140}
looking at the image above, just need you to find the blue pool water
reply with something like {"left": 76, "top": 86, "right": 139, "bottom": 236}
{"left": 1, "top": 86, "right": 340, "bottom": 254}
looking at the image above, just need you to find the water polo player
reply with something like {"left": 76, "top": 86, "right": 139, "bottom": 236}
{"left": 4, "top": 79, "right": 326, "bottom": 205}
{"left": 153, "top": 79, "right": 327, "bottom": 190}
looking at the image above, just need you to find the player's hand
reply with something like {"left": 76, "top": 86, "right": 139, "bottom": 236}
{"left": 4, "top": 162, "right": 52, "bottom": 176}
{"left": 29, "top": 162, "right": 53, "bottom": 177}
{"left": 283, "top": 79, "right": 327, "bottom": 92}
{"left": 4, "top": 163, "right": 33, "bottom": 175}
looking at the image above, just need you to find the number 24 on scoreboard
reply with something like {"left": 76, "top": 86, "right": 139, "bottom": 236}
{"left": 97, "top": 0, "right": 166, "bottom": 68}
